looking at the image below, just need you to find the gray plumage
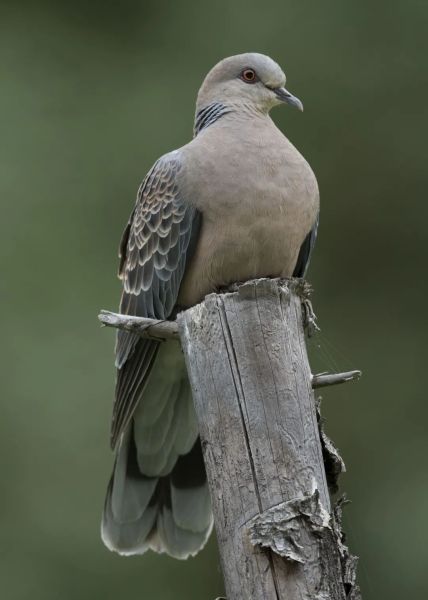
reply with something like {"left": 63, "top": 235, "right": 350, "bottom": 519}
{"left": 101, "top": 52, "right": 319, "bottom": 559}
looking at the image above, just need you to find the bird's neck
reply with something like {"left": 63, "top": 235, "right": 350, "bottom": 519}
{"left": 193, "top": 102, "right": 231, "bottom": 136}
{"left": 193, "top": 102, "right": 268, "bottom": 137}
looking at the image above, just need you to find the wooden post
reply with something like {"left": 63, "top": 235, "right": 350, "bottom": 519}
{"left": 177, "top": 278, "right": 361, "bottom": 600}
{"left": 98, "top": 277, "right": 361, "bottom": 599}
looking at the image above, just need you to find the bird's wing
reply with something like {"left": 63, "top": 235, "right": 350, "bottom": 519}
{"left": 111, "top": 152, "right": 200, "bottom": 448}
{"left": 293, "top": 213, "right": 319, "bottom": 278}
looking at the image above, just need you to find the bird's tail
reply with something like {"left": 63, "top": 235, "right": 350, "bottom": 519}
{"left": 101, "top": 343, "right": 213, "bottom": 559}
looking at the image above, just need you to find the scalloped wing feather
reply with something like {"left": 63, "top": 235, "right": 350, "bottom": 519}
{"left": 111, "top": 152, "right": 200, "bottom": 448}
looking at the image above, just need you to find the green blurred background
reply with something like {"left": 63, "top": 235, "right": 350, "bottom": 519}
{"left": 1, "top": 0, "right": 427, "bottom": 598}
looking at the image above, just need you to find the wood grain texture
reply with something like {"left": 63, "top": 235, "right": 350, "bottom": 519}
{"left": 177, "top": 278, "right": 360, "bottom": 600}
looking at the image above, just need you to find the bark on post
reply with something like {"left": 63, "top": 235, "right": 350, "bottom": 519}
{"left": 177, "top": 278, "right": 360, "bottom": 600}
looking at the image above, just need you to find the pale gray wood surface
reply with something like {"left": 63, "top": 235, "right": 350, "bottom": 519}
{"left": 177, "top": 278, "right": 360, "bottom": 600}
{"left": 98, "top": 311, "right": 362, "bottom": 390}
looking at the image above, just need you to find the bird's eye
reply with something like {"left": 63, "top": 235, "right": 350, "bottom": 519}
{"left": 241, "top": 68, "right": 257, "bottom": 83}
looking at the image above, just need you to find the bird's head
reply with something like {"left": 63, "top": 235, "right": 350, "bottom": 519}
{"left": 196, "top": 53, "right": 303, "bottom": 115}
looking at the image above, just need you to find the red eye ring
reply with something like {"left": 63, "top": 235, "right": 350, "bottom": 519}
{"left": 241, "top": 68, "right": 257, "bottom": 83}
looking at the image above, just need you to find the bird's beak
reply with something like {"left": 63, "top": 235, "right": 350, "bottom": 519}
{"left": 274, "top": 87, "right": 304, "bottom": 112}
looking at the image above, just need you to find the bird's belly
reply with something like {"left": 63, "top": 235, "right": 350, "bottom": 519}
{"left": 178, "top": 201, "right": 314, "bottom": 307}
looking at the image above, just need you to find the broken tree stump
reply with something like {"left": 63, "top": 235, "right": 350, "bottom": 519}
{"left": 98, "top": 277, "right": 361, "bottom": 599}
{"left": 177, "top": 278, "right": 361, "bottom": 600}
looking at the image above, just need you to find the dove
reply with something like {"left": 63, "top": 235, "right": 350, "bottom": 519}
{"left": 101, "top": 52, "right": 319, "bottom": 559}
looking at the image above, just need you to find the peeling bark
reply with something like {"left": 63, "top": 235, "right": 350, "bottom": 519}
{"left": 248, "top": 488, "right": 331, "bottom": 562}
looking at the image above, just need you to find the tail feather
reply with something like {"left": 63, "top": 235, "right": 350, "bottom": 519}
{"left": 170, "top": 442, "right": 212, "bottom": 533}
{"left": 102, "top": 481, "right": 158, "bottom": 555}
{"left": 102, "top": 433, "right": 213, "bottom": 559}
{"left": 134, "top": 378, "right": 199, "bottom": 477}
{"left": 170, "top": 378, "right": 199, "bottom": 456}
{"left": 134, "top": 383, "right": 176, "bottom": 455}
{"left": 110, "top": 428, "right": 157, "bottom": 521}
{"left": 101, "top": 343, "right": 213, "bottom": 559}
{"left": 156, "top": 498, "right": 212, "bottom": 559}
{"left": 101, "top": 430, "right": 158, "bottom": 554}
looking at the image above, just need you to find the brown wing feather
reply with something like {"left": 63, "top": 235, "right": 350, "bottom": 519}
{"left": 111, "top": 153, "right": 200, "bottom": 448}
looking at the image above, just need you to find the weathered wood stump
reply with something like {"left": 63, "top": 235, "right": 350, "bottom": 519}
{"left": 98, "top": 277, "right": 361, "bottom": 599}
{"left": 177, "top": 278, "right": 360, "bottom": 600}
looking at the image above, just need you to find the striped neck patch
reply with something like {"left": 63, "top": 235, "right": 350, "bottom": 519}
{"left": 194, "top": 102, "right": 231, "bottom": 136}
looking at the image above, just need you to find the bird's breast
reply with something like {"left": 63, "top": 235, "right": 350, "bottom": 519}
{"left": 177, "top": 126, "right": 319, "bottom": 307}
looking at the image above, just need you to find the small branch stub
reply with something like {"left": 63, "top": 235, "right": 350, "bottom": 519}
{"left": 98, "top": 310, "right": 179, "bottom": 341}
{"left": 312, "top": 370, "right": 361, "bottom": 389}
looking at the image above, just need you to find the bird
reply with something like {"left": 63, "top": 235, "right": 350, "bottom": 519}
{"left": 101, "top": 52, "right": 319, "bottom": 560}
